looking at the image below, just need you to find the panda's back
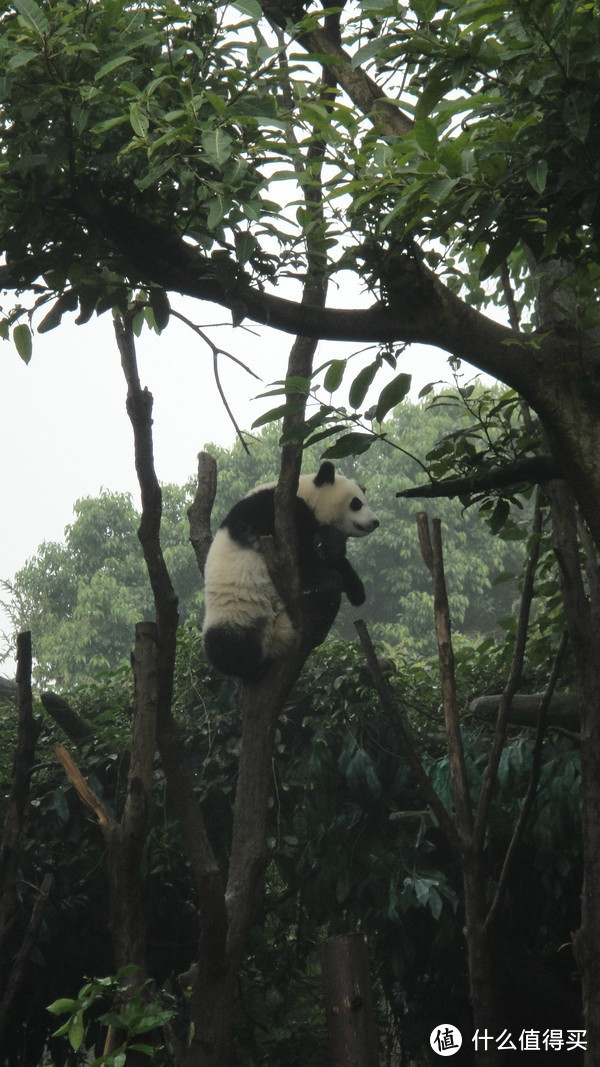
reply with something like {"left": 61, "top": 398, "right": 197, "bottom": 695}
{"left": 204, "top": 526, "right": 283, "bottom": 628}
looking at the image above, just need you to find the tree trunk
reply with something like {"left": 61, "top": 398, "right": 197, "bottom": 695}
{"left": 546, "top": 481, "right": 600, "bottom": 1063}
{"left": 106, "top": 620, "right": 158, "bottom": 974}
{"left": 462, "top": 857, "right": 503, "bottom": 1067}
{"left": 319, "top": 933, "right": 379, "bottom": 1067}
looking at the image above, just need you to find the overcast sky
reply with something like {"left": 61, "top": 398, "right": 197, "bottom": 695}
{"left": 0, "top": 290, "right": 474, "bottom": 672}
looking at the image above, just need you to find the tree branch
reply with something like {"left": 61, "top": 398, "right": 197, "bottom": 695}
{"left": 0, "top": 633, "right": 40, "bottom": 959}
{"left": 298, "top": 24, "right": 413, "bottom": 136}
{"left": 87, "top": 198, "right": 534, "bottom": 387}
{"left": 485, "top": 627, "right": 568, "bottom": 933}
{"left": 115, "top": 316, "right": 228, "bottom": 980}
{"left": 416, "top": 514, "right": 474, "bottom": 841}
{"left": 225, "top": 73, "right": 333, "bottom": 972}
{"left": 355, "top": 619, "right": 462, "bottom": 857}
{"left": 187, "top": 451, "right": 218, "bottom": 577}
{"left": 472, "top": 489, "right": 544, "bottom": 853}
{"left": 398, "top": 455, "right": 561, "bottom": 500}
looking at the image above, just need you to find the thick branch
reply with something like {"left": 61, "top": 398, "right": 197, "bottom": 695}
{"left": 88, "top": 200, "right": 532, "bottom": 382}
{"left": 470, "top": 691, "right": 579, "bottom": 730}
{"left": 114, "top": 315, "right": 179, "bottom": 639}
{"left": 55, "top": 745, "right": 110, "bottom": 827}
{"left": 299, "top": 25, "right": 413, "bottom": 136}
{"left": 226, "top": 100, "right": 331, "bottom": 970}
{"left": 40, "top": 691, "right": 94, "bottom": 742}
{"left": 188, "top": 451, "right": 218, "bottom": 577}
{"left": 398, "top": 455, "right": 561, "bottom": 500}
{"left": 115, "top": 316, "right": 227, "bottom": 978}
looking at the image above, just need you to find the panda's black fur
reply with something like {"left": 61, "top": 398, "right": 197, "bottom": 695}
{"left": 203, "top": 462, "right": 379, "bottom": 682}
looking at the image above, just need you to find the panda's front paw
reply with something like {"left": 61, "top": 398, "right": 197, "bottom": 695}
{"left": 346, "top": 578, "right": 366, "bottom": 606}
{"left": 314, "top": 525, "right": 345, "bottom": 562}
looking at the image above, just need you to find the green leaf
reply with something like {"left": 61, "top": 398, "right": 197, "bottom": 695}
{"left": 412, "top": 0, "right": 437, "bottom": 21}
{"left": 323, "top": 359, "right": 346, "bottom": 392}
{"left": 201, "top": 129, "right": 233, "bottom": 167}
{"left": 526, "top": 159, "right": 548, "bottom": 194}
{"left": 414, "top": 117, "right": 438, "bottom": 154}
{"left": 251, "top": 398, "right": 305, "bottom": 429}
{"left": 53, "top": 787, "right": 70, "bottom": 822}
{"left": 94, "top": 55, "right": 133, "bottom": 81}
{"left": 149, "top": 288, "right": 170, "bottom": 331}
{"left": 47, "top": 998, "right": 78, "bottom": 1016}
{"left": 68, "top": 1010, "right": 84, "bottom": 1051}
{"left": 129, "top": 102, "right": 149, "bottom": 138}
{"left": 14, "top": 0, "right": 49, "bottom": 35}
{"left": 351, "top": 34, "right": 396, "bottom": 68}
{"left": 479, "top": 230, "right": 520, "bottom": 281}
{"left": 13, "top": 323, "right": 32, "bottom": 363}
{"left": 375, "top": 373, "right": 412, "bottom": 422}
{"left": 7, "top": 49, "right": 38, "bottom": 69}
{"left": 489, "top": 498, "right": 510, "bottom": 534}
{"left": 349, "top": 361, "right": 379, "bottom": 409}
{"left": 322, "top": 432, "right": 376, "bottom": 458}
{"left": 231, "top": 0, "right": 263, "bottom": 18}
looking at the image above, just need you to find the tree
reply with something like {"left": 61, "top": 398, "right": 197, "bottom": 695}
{"left": 0, "top": 631, "right": 584, "bottom": 1064}
{"left": 2, "top": 0, "right": 599, "bottom": 542}
{"left": 2, "top": 0, "right": 600, "bottom": 1060}
{"left": 2, "top": 487, "right": 203, "bottom": 686}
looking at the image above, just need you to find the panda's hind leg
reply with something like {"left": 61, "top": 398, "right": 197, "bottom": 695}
{"left": 204, "top": 624, "right": 270, "bottom": 683}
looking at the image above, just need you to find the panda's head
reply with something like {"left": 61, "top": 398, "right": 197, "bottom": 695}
{"left": 298, "top": 461, "right": 379, "bottom": 538}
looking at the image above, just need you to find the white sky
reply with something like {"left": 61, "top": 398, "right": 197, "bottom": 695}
{"left": 0, "top": 288, "right": 476, "bottom": 671}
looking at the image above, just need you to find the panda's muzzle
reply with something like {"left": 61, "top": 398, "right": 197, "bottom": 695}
{"left": 353, "top": 517, "right": 380, "bottom": 535}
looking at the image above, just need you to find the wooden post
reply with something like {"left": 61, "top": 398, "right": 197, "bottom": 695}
{"left": 319, "top": 933, "right": 379, "bottom": 1066}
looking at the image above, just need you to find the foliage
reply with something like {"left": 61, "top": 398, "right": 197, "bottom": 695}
{"left": 0, "top": 622, "right": 581, "bottom": 1064}
{"left": 2, "top": 487, "right": 202, "bottom": 686}
{"left": 48, "top": 966, "right": 176, "bottom": 1066}
{"left": 0, "top": 0, "right": 290, "bottom": 347}
{"left": 0, "top": 1, "right": 594, "bottom": 1061}
{"left": 2, "top": 0, "right": 599, "bottom": 366}
{"left": 344, "top": 0, "right": 600, "bottom": 315}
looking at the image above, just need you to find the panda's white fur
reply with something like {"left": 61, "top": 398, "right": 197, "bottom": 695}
{"left": 203, "top": 462, "right": 379, "bottom": 681}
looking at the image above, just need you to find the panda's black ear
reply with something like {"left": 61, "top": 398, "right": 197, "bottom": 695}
{"left": 314, "top": 461, "right": 335, "bottom": 486}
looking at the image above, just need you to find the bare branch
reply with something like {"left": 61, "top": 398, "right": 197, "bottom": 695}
{"left": 355, "top": 619, "right": 462, "bottom": 856}
{"left": 416, "top": 514, "right": 473, "bottom": 840}
{"left": 187, "top": 451, "right": 218, "bottom": 577}
{"left": 55, "top": 744, "right": 110, "bottom": 828}
{"left": 473, "top": 489, "right": 544, "bottom": 852}
{"left": 486, "top": 628, "right": 568, "bottom": 932}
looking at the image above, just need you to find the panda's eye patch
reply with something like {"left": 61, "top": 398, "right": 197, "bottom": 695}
{"left": 350, "top": 497, "right": 363, "bottom": 511}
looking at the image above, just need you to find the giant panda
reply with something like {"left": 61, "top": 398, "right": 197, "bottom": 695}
{"left": 203, "top": 461, "right": 379, "bottom": 682}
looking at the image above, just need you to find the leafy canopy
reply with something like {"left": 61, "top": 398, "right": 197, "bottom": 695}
{"left": 2, "top": 0, "right": 599, "bottom": 358}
